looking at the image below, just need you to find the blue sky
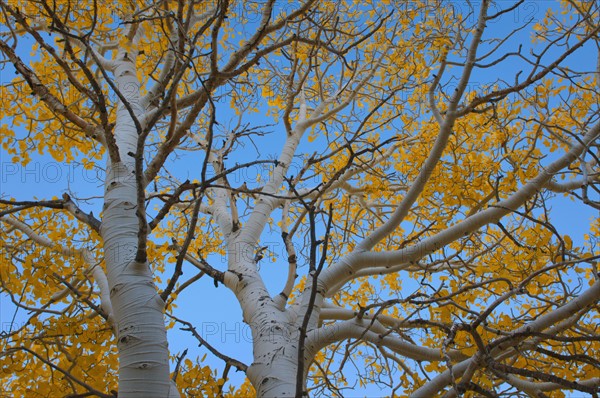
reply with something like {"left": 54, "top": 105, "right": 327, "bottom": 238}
{"left": 1, "top": 1, "right": 599, "bottom": 396}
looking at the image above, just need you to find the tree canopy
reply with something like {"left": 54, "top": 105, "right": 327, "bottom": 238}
{"left": 1, "top": 0, "right": 599, "bottom": 397}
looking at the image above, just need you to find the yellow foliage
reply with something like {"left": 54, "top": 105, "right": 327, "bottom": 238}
{"left": 1, "top": 0, "right": 599, "bottom": 396}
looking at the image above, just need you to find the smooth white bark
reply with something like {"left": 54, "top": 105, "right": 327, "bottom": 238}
{"left": 100, "top": 51, "right": 178, "bottom": 397}
{"left": 306, "top": 319, "right": 466, "bottom": 363}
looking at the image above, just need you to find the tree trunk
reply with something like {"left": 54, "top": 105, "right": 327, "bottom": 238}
{"left": 227, "top": 238, "right": 304, "bottom": 397}
{"left": 100, "top": 53, "right": 176, "bottom": 397}
{"left": 247, "top": 309, "right": 301, "bottom": 397}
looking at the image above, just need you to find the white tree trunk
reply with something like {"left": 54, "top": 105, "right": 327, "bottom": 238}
{"left": 227, "top": 238, "right": 307, "bottom": 397}
{"left": 100, "top": 53, "right": 177, "bottom": 397}
{"left": 247, "top": 310, "right": 300, "bottom": 397}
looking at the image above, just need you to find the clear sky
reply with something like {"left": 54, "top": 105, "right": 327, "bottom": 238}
{"left": 1, "top": 0, "right": 599, "bottom": 396}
